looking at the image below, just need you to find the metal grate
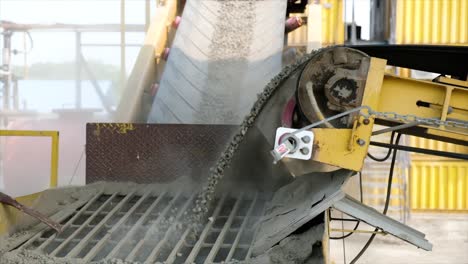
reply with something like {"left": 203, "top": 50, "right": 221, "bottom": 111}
{"left": 18, "top": 189, "right": 267, "bottom": 263}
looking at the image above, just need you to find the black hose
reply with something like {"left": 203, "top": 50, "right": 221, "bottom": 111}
{"left": 330, "top": 172, "right": 363, "bottom": 240}
{"left": 367, "top": 131, "right": 396, "bottom": 162}
{"left": 350, "top": 133, "right": 402, "bottom": 264}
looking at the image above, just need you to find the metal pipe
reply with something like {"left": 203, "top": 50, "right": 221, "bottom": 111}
{"left": 12, "top": 79, "right": 18, "bottom": 110}
{"left": 285, "top": 16, "right": 303, "bottom": 33}
{"left": 2, "top": 31, "right": 12, "bottom": 113}
{"left": 371, "top": 121, "right": 420, "bottom": 136}
{"left": 145, "top": 0, "right": 151, "bottom": 31}
{"left": 75, "top": 32, "right": 82, "bottom": 109}
{"left": 369, "top": 141, "right": 468, "bottom": 160}
{"left": 351, "top": 0, "right": 357, "bottom": 44}
{"left": 120, "top": 0, "right": 126, "bottom": 93}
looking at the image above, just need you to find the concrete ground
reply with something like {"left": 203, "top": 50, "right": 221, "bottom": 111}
{"left": 329, "top": 213, "right": 468, "bottom": 264}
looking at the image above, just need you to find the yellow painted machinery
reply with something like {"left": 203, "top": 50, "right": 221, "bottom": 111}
{"left": 200, "top": 46, "right": 468, "bottom": 262}
{"left": 0, "top": 0, "right": 467, "bottom": 263}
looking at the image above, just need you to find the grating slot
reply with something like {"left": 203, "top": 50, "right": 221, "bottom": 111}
{"left": 226, "top": 194, "right": 259, "bottom": 262}
{"left": 55, "top": 240, "right": 79, "bottom": 257}
{"left": 184, "top": 195, "right": 227, "bottom": 263}
{"left": 45, "top": 193, "right": 116, "bottom": 256}
{"left": 82, "top": 191, "right": 153, "bottom": 262}
{"left": 213, "top": 247, "right": 230, "bottom": 263}
{"left": 105, "top": 192, "right": 168, "bottom": 259}
{"left": 15, "top": 187, "right": 269, "bottom": 263}
{"left": 125, "top": 192, "right": 183, "bottom": 262}
{"left": 91, "top": 241, "right": 116, "bottom": 262}
{"left": 76, "top": 240, "right": 97, "bottom": 258}
{"left": 20, "top": 192, "right": 103, "bottom": 251}
{"left": 42, "top": 240, "right": 62, "bottom": 254}
{"left": 145, "top": 193, "right": 196, "bottom": 263}
{"left": 21, "top": 192, "right": 104, "bottom": 252}
{"left": 232, "top": 247, "right": 250, "bottom": 261}
{"left": 64, "top": 191, "right": 137, "bottom": 258}
{"left": 204, "top": 193, "right": 244, "bottom": 264}
{"left": 165, "top": 228, "right": 192, "bottom": 263}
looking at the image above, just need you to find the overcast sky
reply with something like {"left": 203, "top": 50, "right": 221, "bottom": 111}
{"left": 0, "top": 0, "right": 155, "bottom": 68}
{"left": 0, "top": 0, "right": 370, "bottom": 67}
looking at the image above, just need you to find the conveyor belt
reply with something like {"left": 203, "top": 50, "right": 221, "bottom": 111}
{"left": 148, "top": 0, "right": 286, "bottom": 124}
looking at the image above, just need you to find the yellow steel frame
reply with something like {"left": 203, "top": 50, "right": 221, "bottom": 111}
{"left": 311, "top": 57, "right": 468, "bottom": 172}
{"left": 116, "top": 0, "right": 179, "bottom": 122}
{"left": 0, "top": 130, "right": 59, "bottom": 188}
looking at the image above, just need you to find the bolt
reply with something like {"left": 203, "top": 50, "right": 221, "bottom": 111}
{"left": 163, "top": 48, "right": 170, "bottom": 61}
{"left": 301, "top": 136, "right": 311, "bottom": 143}
{"left": 151, "top": 83, "right": 159, "bottom": 97}
{"left": 357, "top": 138, "right": 366, "bottom": 146}
{"left": 300, "top": 147, "right": 309, "bottom": 155}
{"left": 363, "top": 118, "right": 370, "bottom": 125}
{"left": 172, "top": 16, "right": 181, "bottom": 29}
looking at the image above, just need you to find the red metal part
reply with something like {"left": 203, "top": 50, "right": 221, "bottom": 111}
{"left": 151, "top": 83, "right": 159, "bottom": 97}
{"left": 172, "top": 16, "right": 181, "bottom": 29}
{"left": 281, "top": 97, "right": 296, "bottom": 127}
{"left": 285, "top": 16, "right": 303, "bottom": 33}
{"left": 163, "top": 47, "right": 170, "bottom": 61}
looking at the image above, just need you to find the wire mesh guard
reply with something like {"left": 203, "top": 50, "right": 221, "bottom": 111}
{"left": 18, "top": 189, "right": 268, "bottom": 263}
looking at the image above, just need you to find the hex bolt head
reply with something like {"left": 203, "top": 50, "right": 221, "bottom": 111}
{"left": 300, "top": 147, "right": 310, "bottom": 155}
{"left": 357, "top": 138, "right": 366, "bottom": 146}
{"left": 301, "top": 136, "right": 311, "bottom": 143}
{"left": 363, "top": 118, "right": 370, "bottom": 125}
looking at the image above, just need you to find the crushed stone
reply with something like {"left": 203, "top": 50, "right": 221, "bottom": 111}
{"left": 232, "top": 224, "right": 324, "bottom": 264}
{"left": 189, "top": 50, "right": 320, "bottom": 233}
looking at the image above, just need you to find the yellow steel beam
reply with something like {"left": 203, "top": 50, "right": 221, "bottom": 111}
{"left": 378, "top": 75, "right": 468, "bottom": 131}
{"left": 116, "top": 0, "right": 179, "bottom": 122}
{"left": 310, "top": 56, "right": 467, "bottom": 172}
{"left": 0, "top": 130, "right": 59, "bottom": 188}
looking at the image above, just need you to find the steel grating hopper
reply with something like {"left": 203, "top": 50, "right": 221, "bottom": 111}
{"left": 12, "top": 186, "right": 268, "bottom": 264}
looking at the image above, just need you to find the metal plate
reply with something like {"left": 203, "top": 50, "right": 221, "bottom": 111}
{"left": 334, "top": 194, "right": 432, "bottom": 251}
{"left": 86, "top": 123, "right": 238, "bottom": 183}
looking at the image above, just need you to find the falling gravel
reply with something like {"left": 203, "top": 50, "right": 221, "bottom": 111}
{"left": 189, "top": 50, "right": 320, "bottom": 232}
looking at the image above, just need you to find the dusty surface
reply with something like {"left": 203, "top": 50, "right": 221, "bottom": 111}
{"left": 1, "top": 249, "right": 145, "bottom": 264}
{"left": 0, "top": 184, "right": 102, "bottom": 255}
{"left": 232, "top": 223, "right": 324, "bottom": 264}
{"left": 0, "top": 177, "right": 202, "bottom": 263}
{"left": 330, "top": 213, "right": 468, "bottom": 264}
